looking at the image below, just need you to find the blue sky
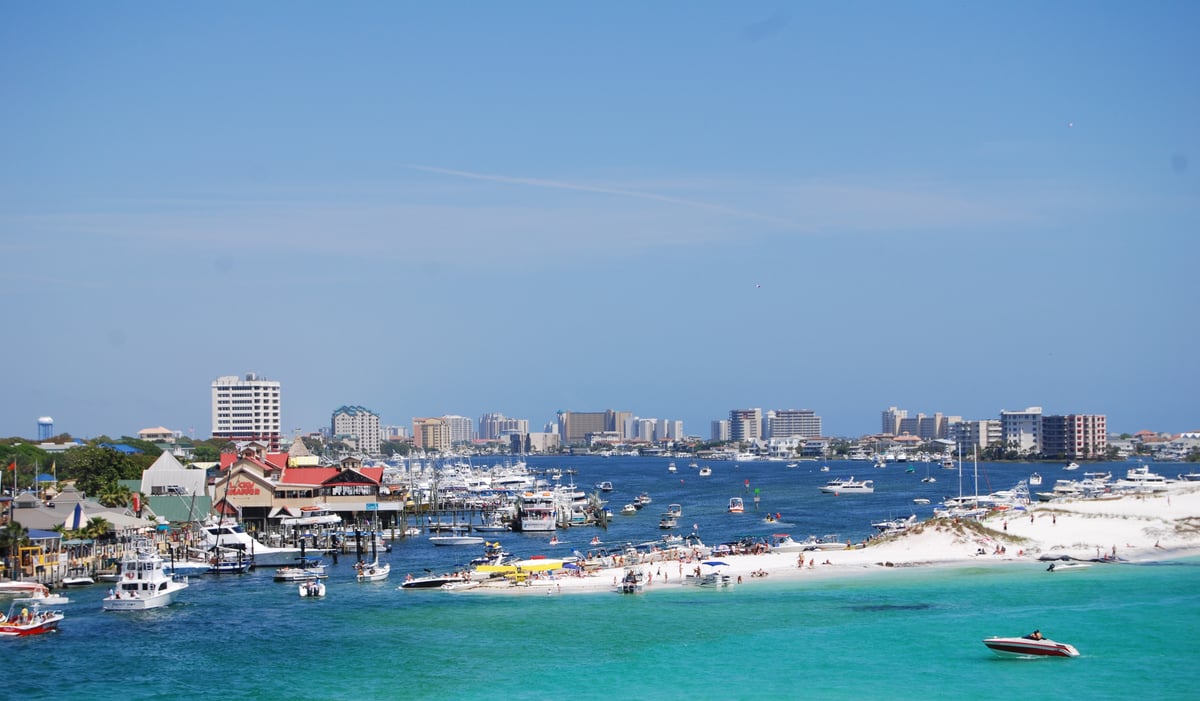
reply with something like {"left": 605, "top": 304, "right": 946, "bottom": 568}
{"left": 2, "top": 2, "right": 1196, "bottom": 441}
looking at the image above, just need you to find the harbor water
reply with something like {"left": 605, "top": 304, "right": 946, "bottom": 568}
{"left": 7, "top": 456, "right": 1198, "bottom": 700}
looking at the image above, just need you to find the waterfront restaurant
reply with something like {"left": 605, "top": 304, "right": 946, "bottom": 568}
{"left": 214, "top": 449, "right": 386, "bottom": 532}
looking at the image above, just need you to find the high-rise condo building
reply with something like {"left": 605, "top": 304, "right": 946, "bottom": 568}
{"left": 1000, "top": 406, "right": 1043, "bottom": 456}
{"left": 882, "top": 406, "right": 907, "bottom": 435}
{"left": 729, "top": 408, "right": 762, "bottom": 442}
{"left": 211, "top": 373, "right": 282, "bottom": 451}
{"left": 1042, "top": 414, "right": 1107, "bottom": 459}
{"left": 441, "top": 415, "right": 475, "bottom": 445}
{"left": 767, "top": 409, "right": 823, "bottom": 439}
{"left": 412, "top": 417, "right": 452, "bottom": 453}
{"left": 331, "top": 405, "right": 382, "bottom": 456}
{"left": 479, "top": 413, "right": 529, "bottom": 440}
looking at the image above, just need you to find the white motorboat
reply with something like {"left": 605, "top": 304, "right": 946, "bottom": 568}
{"left": 1046, "top": 561, "right": 1092, "bottom": 573}
{"left": 1064, "top": 462, "right": 1080, "bottom": 471}
{"left": 200, "top": 518, "right": 308, "bottom": 567}
{"left": 658, "top": 515, "right": 678, "bottom": 529}
{"left": 620, "top": 503, "right": 638, "bottom": 516}
{"left": 355, "top": 559, "right": 390, "bottom": 582}
{"left": 665, "top": 504, "right": 682, "bottom": 518}
{"left": 298, "top": 578, "right": 326, "bottom": 598}
{"left": 698, "top": 467, "right": 713, "bottom": 477}
{"left": 0, "top": 581, "right": 50, "bottom": 598}
{"left": 440, "top": 580, "right": 480, "bottom": 592}
{"left": 430, "top": 534, "right": 485, "bottom": 546}
{"left": 515, "top": 491, "right": 557, "bottom": 532}
{"left": 727, "top": 497, "right": 744, "bottom": 513}
{"left": 1029, "top": 472, "right": 1043, "bottom": 486}
{"left": 14, "top": 590, "right": 70, "bottom": 606}
{"left": 983, "top": 634, "right": 1080, "bottom": 658}
{"left": 820, "top": 477, "right": 874, "bottom": 494}
{"left": 102, "top": 539, "right": 188, "bottom": 611}
{"left": 274, "top": 557, "right": 327, "bottom": 582}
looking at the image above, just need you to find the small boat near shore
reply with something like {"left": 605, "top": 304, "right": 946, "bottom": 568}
{"left": 299, "top": 578, "right": 326, "bottom": 598}
{"left": 983, "top": 635, "right": 1080, "bottom": 658}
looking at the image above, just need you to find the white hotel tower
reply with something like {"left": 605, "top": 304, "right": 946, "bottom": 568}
{"left": 211, "top": 373, "right": 282, "bottom": 451}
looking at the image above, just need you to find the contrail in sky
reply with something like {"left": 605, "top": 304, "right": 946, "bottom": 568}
{"left": 403, "top": 164, "right": 792, "bottom": 226}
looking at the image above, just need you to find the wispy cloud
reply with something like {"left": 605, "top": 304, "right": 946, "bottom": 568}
{"left": 402, "top": 164, "right": 796, "bottom": 227}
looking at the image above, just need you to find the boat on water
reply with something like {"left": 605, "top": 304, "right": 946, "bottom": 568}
{"left": 0, "top": 581, "right": 50, "bottom": 598}
{"left": 620, "top": 503, "right": 638, "bottom": 516}
{"left": 698, "top": 467, "right": 713, "bottom": 477}
{"left": 1064, "top": 462, "right": 1080, "bottom": 471}
{"left": 786, "top": 462, "right": 799, "bottom": 468}
{"left": 983, "top": 634, "right": 1080, "bottom": 658}
{"left": 667, "top": 463, "right": 677, "bottom": 473}
{"left": 199, "top": 518, "right": 309, "bottom": 567}
{"left": 440, "top": 580, "right": 480, "bottom": 592}
{"left": 727, "top": 497, "right": 744, "bottom": 513}
{"left": 595, "top": 481, "right": 614, "bottom": 492}
{"left": 400, "top": 572, "right": 466, "bottom": 589}
{"left": 355, "top": 559, "right": 390, "bottom": 582}
{"left": 665, "top": 503, "right": 682, "bottom": 518}
{"left": 0, "top": 601, "right": 64, "bottom": 637}
{"left": 430, "top": 533, "right": 485, "bottom": 547}
{"left": 273, "top": 556, "right": 327, "bottom": 582}
{"left": 1029, "top": 472, "right": 1043, "bottom": 486}
{"left": 658, "top": 515, "right": 678, "bottom": 529}
{"left": 61, "top": 568, "right": 95, "bottom": 587}
{"left": 819, "top": 477, "right": 875, "bottom": 494}
{"left": 912, "top": 498, "right": 931, "bottom": 505}
{"left": 102, "top": 539, "right": 188, "bottom": 611}
{"left": 617, "top": 568, "right": 644, "bottom": 594}
{"left": 298, "top": 578, "right": 326, "bottom": 598}
{"left": 683, "top": 572, "right": 733, "bottom": 588}
{"left": 14, "top": 589, "right": 70, "bottom": 606}
{"left": 515, "top": 491, "right": 557, "bottom": 532}
{"left": 1046, "top": 561, "right": 1092, "bottom": 573}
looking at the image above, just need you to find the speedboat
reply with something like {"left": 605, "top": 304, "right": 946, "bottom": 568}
{"left": 430, "top": 534, "right": 485, "bottom": 546}
{"left": 0, "top": 601, "right": 64, "bottom": 637}
{"left": 620, "top": 503, "right": 638, "bottom": 515}
{"left": 1046, "top": 561, "right": 1092, "bottom": 573}
{"left": 698, "top": 467, "right": 712, "bottom": 477}
{"left": 982, "top": 636, "right": 1080, "bottom": 658}
{"left": 727, "top": 497, "right": 744, "bottom": 514}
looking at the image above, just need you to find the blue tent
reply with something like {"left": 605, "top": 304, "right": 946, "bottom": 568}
{"left": 35, "top": 473, "right": 56, "bottom": 483}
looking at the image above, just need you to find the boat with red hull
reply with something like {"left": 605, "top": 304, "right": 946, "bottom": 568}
{"left": 983, "top": 636, "right": 1080, "bottom": 658}
{"left": 0, "top": 601, "right": 64, "bottom": 637}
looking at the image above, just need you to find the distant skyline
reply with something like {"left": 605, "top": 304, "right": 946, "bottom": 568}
{"left": 2, "top": 4, "right": 1196, "bottom": 440}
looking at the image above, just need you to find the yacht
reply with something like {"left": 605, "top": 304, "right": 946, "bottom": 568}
{"left": 819, "top": 477, "right": 874, "bottom": 494}
{"left": 515, "top": 491, "right": 557, "bottom": 532}
{"left": 199, "top": 519, "right": 308, "bottom": 567}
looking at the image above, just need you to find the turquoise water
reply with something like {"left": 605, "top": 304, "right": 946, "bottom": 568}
{"left": 7, "top": 457, "right": 1198, "bottom": 700}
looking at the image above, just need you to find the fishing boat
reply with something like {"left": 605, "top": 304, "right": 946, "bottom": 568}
{"left": 0, "top": 601, "right": 64, "bottom": 637}
{"left": 727, "top": 497, "right": 744, "bottom": 513}
{"left": 983, "top": 634, "right": 1080, "bottom": 658}
{"left": 298, "top": 577, "right": 326, "bottom": 598}
{"left": 102, "top": 539, "right": 188, "bottom": 611}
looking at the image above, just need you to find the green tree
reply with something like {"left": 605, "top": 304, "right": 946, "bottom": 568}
{"left": 192, "top": 444, "right": 220, "bottom": 462}
{"left": 0, "top": 520, "right": 28, "bottom": 579}
{"left": 81, "top": 516, "right": 111, "bottom": 541}
{"left": 97, "top": 483, "right": 133, "bottom": 509}
{"left": 59, "top": 445, "right": 134, "bottom": 497}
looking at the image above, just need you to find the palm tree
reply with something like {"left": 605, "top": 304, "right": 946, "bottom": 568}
{"left": 82, "top": 517, "right": 111, "bottom": 542}
{"left": 0, "top": 520, "right": 29, "bottom": 579}
{"left": 97, "top": 483, "right": 132, "bottom": 509}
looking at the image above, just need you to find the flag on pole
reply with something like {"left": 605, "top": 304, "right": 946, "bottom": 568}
{"left": 6, "top": 460, "right": 13, "bottom": 472}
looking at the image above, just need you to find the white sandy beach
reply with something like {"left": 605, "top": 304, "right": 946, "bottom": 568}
{"left": 467, "top": 479, "right": 1200, "bottom": 595}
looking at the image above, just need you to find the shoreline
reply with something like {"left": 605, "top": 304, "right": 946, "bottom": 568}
{"left": 456, "top": 481, "right": 1200, "bottom": 596}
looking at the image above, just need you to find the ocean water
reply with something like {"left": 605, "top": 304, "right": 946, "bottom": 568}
{"left": 7, "top": 456, "right": 1198, "bottom": 700}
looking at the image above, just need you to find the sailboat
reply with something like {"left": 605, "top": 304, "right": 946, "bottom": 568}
{"left": 921, "top": 463, "right": 937, "bottom": 484}
{"left": 355, "top": 515, "right": 390, "bottom": 583}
